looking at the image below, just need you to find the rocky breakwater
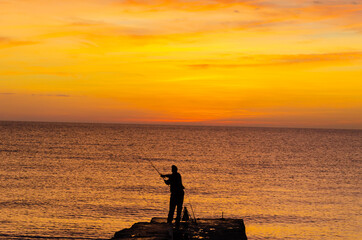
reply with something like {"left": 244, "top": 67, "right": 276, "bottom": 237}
{"left": 112, "top": 217, "right": 247, "bottom": 240}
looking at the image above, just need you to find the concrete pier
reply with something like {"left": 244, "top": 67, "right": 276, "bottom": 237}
{"left": 112, "top": 217, "right": 247, "bottom": 240}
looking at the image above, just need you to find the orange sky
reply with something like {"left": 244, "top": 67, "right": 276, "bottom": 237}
{"left": 0, "top": 0, "right": 361, "bottom": 128}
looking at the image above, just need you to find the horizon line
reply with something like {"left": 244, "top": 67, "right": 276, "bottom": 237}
{"left": 0, "top": 119, "right": 360, "bottom": 131}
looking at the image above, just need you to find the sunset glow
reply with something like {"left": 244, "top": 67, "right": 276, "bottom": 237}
{"left": 1, "top": 0, "right": 361, "bottom": 128}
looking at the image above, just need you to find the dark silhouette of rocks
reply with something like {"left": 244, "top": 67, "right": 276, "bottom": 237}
{"left": 112, "top": 217, "right": 247, "bottom": 240}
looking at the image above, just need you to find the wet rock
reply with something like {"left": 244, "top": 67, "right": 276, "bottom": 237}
{"left": 112, "top": 221, "right": 173, "bottom": 240}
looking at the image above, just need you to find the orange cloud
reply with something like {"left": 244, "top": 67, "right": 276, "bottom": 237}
{"left": 111, "top": 0, "right": 261, "bottom": 11}
{"left": 0, "top": 37, "right": 38, "bottom": 49}
{"left": 187, "top": 51, "right": 362, "bottom": 69}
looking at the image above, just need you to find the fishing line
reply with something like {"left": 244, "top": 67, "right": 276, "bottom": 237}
{"left": 130, "top": 155, "right": 152, "bottom": 204}
{"left": 143, "top": 157, "right": 171, "bottom": 210}
{"left": 137, "top": 156, "right": 169, "bottom": 214}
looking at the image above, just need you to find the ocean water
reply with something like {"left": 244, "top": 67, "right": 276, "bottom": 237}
{"left": 0, "top": 121, "right": 361, "bottom": 240}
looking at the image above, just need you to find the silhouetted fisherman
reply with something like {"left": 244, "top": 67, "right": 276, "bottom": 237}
{"left": 161, "top": 165, "right": 185, "bottom": 227}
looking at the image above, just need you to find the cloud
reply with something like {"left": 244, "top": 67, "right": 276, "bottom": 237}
{"left": 0, "top": 37, "right": 38, "bottom": 49}
{"left": 108, "top": 0, "right": 362, "bottom": 35}
{"left": 110, "top": 0, "right": 361, "bottom": 13}
{"left": 187, "top": 51, "right": 362, "bottom": 69}
{"left": 65, "top": 17, "right": 108, "bottom": 27}
{"left": 111, "top": 0, "right": 262, "bottom": 11}
{"left": 31, "top": 93, "right": 72, "bottom": 97}
{"left": 3, "top": 0, "right": 358, "bottom": 44}
{"left": 1, "top": 92, "right": 75, "bottom": 98}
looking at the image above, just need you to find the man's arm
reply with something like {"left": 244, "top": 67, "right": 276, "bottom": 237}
{"left": 161, "top": 174, "right": 172, "bottom": 185}
{"left": 161, "top": 174, "right": 172, "bottom": 178}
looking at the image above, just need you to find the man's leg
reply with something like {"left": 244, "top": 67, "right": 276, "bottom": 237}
{"left": 167, "top": 194, "right": 176, "bottom": 223}
{"left": 175, "top": 192, "right": 184, "bottom": 226}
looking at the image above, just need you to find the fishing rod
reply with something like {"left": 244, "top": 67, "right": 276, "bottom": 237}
{"left": 144, "top": 158, "right": 165, "bottom": 179}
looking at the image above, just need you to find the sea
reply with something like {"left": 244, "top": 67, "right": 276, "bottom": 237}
{"left": 0, "top": 121, "right": 361, "bottom": 240}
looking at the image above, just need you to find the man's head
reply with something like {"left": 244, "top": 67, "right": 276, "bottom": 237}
{"left": 172, "top": 165, "right": 178, "bottom": 173}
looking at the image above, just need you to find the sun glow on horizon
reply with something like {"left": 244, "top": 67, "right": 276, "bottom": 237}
{"left": 1, "top": 0, "right": 361, "bottom": 129}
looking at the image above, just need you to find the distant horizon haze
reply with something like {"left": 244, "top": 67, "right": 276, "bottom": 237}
{"left": 0, "top": 119, "right": 361, "bottom": 130}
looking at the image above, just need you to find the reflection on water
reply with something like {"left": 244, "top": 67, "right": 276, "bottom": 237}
{"left": 0, "top": 122, "right": 361, "bottom": 239}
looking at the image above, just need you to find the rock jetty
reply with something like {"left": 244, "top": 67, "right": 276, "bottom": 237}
{"left": 112, "top": 217, "right": 247, "bottom": 240}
